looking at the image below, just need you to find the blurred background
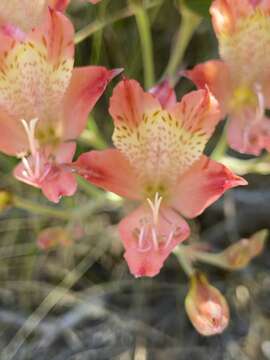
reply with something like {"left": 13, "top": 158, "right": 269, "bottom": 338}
{"left": 0, "top": 0, "right": 270, "bottom": 359}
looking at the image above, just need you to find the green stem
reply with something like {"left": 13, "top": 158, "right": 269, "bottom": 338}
{"left": 190, "top": 250, "right": 228, "bottom": 269}
{"left": 13, "top": 196, "right": 72, "bottom": 220}
{"left": 164, "top": 4, "right": 201, "bottom": 81}
{"left": 174, "top": 246, "right": 195, "bottom": 277}
{"left": 74, "top": 0, "right": 162, "bottom": 44}
{"left": 77, "top": 176, "right": 103, "bottom": 198}
{"left": 132, "top": 3, "right": 155, "bottom": 88}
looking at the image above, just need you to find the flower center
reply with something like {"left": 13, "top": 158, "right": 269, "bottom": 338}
{"left": 133, "top": 192, "right": 182, "bottom": 253}
{"left": 230, "top": 85, "right": 257, "bottom": 111}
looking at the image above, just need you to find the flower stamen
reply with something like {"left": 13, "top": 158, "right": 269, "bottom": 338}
{"left": 19, "top": 118, "right": 49, "bottom": 183}
{"left": 135, "top": 193, "right": 182, "bottom": 253}
{"left": 254, "top": 83, "right": 265, "bottom": 123}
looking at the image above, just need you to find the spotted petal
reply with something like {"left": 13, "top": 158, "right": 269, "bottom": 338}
{"left": 212, "top": 0, "right": 270, "bottom": 84}
{"left": 111, "top": 79, "right": 221, "bottom": 189}
{"left": 0, "top": 9, "right": 74, "bottom": 156}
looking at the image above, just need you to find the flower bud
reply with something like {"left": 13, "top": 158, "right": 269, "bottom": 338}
{"left": 37, "top": 227, "right": 72, "bottom": 250}
{"left": 221, "top": 229, "right": 268, "bottom": 270}
{"left": 185, "top": 272, "right": 229, "bottom": 336}
{"left": 0, "top": 191, "right": 12, "bottom": 212}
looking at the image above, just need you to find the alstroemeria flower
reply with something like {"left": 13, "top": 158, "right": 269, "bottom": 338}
{"left": 75, "top": 79, "right": 247, "bottom": 277}
{"left": 0, "top": 9, "right": 119, "bottom": 202}
{"left": 186, "top": 0, "right": 270, "bottom": 155}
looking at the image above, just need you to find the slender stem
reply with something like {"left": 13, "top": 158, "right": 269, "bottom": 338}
{"left": 132, "top": 2, "right": 155, "bottom": 88}
{"left": 13, "top": 196, "right": 72, "bottom": 220}
{"left": 190, "top": 250, "right": 228, "bottom": 269}
{"left": 77, "top": 176, "right": 103, "bottom": 198}
{"left": 174, "top": 246, "right": 195, "bottom": 277}
{"left": 74, "top": 0, "right": 162, "bottom": 44}
{"left": 164, "top": 4, "right": 201, "bottom": 81}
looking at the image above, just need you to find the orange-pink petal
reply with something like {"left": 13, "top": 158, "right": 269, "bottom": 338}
{"left": 109, "top": 78, "right": 161, "bottom": 128}
{"left": 41, "top": 170, "right": 77, "bottom": 203}
{"left": 210, "top": 0, "right": 254, "bottom": 35}
{"left": 62, "top": 67, "right": 121, "bottom": 140}
{"left": 13, "top": 142, "right": 77, "bottom": 202}
{"left": 171, "top": 155, "right": 247, "bottom": 219}
{"left": 185, "top": 60, "right": 232, "bottom": 119}
{"left": 0, "top": 9, "right": 74, "bottom": 156}
{"left": 170, "top": 88, "right": 221, "bottom": 139}
{"left": 75, "top": 149, "right": 142, "bottom": 200}
{"left": 119, "top": 205, "right": 190, "bottom": 277}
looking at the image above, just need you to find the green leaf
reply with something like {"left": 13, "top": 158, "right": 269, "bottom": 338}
{"left": 183, "top": 0, "right": 212, "bottom": 18}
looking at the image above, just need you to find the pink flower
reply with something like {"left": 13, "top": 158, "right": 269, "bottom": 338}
{"left": 0, "top": 9, "right": 119, "bottom": 202}
{"left": 75, "top": 79, "right": 247, "bottom": 277}
{"left": 186, "top": 0, "right": 270, "bottom": 155}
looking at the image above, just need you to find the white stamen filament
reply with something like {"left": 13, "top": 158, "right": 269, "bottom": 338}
{"left": 21, "top": 156, "right": 34, "bottom": 178}
{"left": 21, "top": 118, "right": 39, "bottom": 156}
{"left": 136, "top": 193, "right": 181, "bottom": 253}
{"left": 165, "top": 229, "right": 175, "bottom": 249}
{"left": 20, "top": 118, "right": 43, "bottom": 182}
{"left": 254, "top": 83, "right": 265, "bottom": 123}
{"left": 147, "top": 192, "right": 163, "bottom": 226}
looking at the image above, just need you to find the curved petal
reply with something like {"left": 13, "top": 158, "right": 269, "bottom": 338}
{"left": 119, "top": 205, "right": 190, "bottom": 277}
{"left": 62, "top": 67, "right": 121, "bottom": 140}
{"left": 171, "top": 155, "right": 247, "bottom": 219}
{"left": 74, "top": 149, "right": 142, "bottom": 200}
{"left": 185, "top": 60, "right": 232, "bottom": 119}
{"left": 41, "top": 170, "right": 77, "bottom": 203}
{"left": 109, "top": 78, "right": 161, "bottom": 128}
{"left": 149, "top": 79, "right": 177, "bottom": 110}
